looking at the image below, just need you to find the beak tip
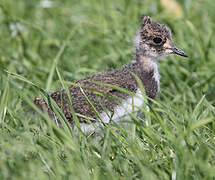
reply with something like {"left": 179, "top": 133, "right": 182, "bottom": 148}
{"left": 182, "top": 53, "right": 188, "bottom": 58}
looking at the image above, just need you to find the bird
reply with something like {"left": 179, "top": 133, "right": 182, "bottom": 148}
{"left": 34, "top": 15, "right": 188, "bottom": 134}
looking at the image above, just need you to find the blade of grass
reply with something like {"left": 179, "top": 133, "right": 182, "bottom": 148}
{"left": 46, "top": 26, "right": 79, "bottom": 91}
{"left": 0, "top": 75, "right": 9, "bottom": 124}
{"left": 20, "top": 92, "right": 76, "bottom": 151}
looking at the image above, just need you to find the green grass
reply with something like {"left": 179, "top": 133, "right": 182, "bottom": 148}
{"left": 0, "top": 0, "right": 215, "bottom": 179}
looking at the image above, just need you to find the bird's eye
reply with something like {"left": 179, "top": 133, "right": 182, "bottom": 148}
{"left": 153, "top": 37, "right": 163, "bottom": 45}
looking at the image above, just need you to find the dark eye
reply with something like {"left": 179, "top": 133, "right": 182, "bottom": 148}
{"left": 153, "top": 37, "right": 163, "bottom": 44}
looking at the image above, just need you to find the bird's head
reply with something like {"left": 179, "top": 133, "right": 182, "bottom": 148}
{"left": 135, "top": 15, "right": 188, "bottom": 59}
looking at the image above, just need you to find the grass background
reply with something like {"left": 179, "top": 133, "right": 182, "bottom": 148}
{"left": 0, "top": 0, "right": 215, "bottom": 179}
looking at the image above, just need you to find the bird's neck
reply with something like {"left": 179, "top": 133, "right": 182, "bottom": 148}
{"left": 135, "top": 49, "right": 159, "bottom": 73}
{"left": 132, "top": 49, "right": 160, "bottom": 93}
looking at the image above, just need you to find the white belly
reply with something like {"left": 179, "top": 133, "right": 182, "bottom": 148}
{"left": 75, "top": 89, "right": 146, "bottom": 134}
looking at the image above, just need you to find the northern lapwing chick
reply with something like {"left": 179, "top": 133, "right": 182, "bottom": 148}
{"left": 34, "top": 15, "right": 188, "bottom": 133}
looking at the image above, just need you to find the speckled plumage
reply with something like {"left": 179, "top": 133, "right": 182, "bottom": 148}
{"left": 34, "top": 15, "right": 188, "bottom": 127}
{"left": 35, "top": 62, "right": 157, "bottom": 123}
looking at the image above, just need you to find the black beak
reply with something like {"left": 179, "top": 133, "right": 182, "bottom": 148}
{"left": 171, "top": 45, "right": 188, "bottom": 57}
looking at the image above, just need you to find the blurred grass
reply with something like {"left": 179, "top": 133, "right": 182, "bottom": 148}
{"left": 0, "top": 0, "right": 215, "bottom": 179}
